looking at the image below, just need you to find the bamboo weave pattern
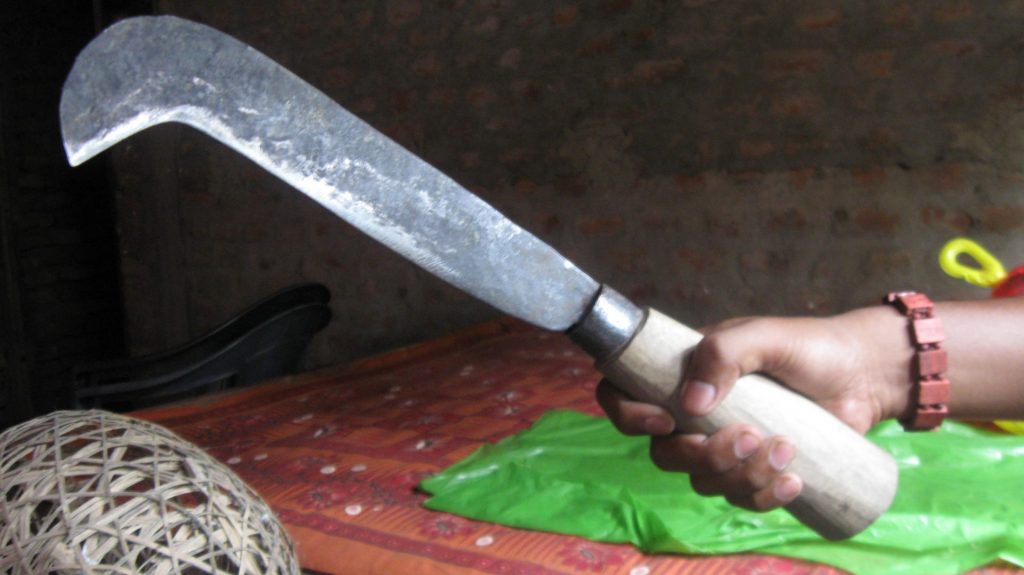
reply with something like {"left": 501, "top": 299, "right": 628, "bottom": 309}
{"left": 0, "top": 410, "right": 299, "bottom": 574}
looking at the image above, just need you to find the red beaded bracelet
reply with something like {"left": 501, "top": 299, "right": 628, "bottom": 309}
{"left": 883, "top": 292, "right": 950, "bottom": 431}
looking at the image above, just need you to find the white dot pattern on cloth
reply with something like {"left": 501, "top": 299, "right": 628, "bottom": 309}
{"left": 345, "top": 504, "right": 363, "bottom": 516}
{"left": 350, "top": 463, "right": 367, "bottom": 472}
{"left": 320, "top": 465, "right": 336, "bottom": 475}
{"left": 630, "top": 566, "right": 651, "bottom": 575}
{"left": 475, "top": 535, "right": 495, "bottom": 547}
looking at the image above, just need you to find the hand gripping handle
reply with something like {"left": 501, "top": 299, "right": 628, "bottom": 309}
{"left": 596, "top": 308, "right": 898, "bottom": 540}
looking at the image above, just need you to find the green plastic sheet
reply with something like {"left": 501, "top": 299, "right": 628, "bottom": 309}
{"left": 421, "top": 410, "right": 1024, "bottom": 575}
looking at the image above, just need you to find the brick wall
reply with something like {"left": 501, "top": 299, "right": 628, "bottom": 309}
{"left": 112, "top": 0, "right": 1024, "bottom": 367}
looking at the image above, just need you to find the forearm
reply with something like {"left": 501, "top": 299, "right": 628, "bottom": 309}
{"left": 939, "top": 297, "right": 1024, "bottom": 419}
{"left": 844, "top": 296, "right": 1024, "bottom": 422}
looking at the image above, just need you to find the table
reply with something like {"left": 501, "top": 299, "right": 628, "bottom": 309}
{"left": 134, "top": 318, "right": 1019, "bottom": 575}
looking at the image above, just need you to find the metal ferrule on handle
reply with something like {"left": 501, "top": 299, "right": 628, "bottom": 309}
{"left": 567, "top": 286, "right": 645, "bottom": 360}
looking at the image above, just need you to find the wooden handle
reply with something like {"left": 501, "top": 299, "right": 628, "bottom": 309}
{"left": 598, "top": 308, "right": 898, "bottom": 540}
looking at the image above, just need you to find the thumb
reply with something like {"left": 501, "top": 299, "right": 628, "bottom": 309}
{"left": 680, "top": 318, "right": 784, "bottom": 416}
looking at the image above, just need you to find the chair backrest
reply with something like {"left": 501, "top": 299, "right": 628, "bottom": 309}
{"left": 72, "top": 283, "right": 332, "bottom": 411}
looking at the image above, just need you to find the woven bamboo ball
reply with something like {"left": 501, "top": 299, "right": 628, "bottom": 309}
{"left": 0, "top": 410, "right": 300, "bottom": 574}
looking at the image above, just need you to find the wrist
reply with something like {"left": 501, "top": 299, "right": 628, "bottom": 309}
{"left": 835, "top": 306, "right": 917, "bottom": 424}
{"left": 882, "top": 292, "right": 950, "bottom": 430}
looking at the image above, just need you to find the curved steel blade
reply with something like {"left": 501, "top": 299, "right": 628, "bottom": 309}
{"left": 60, "top": 16, "right": 599, "bottom": 331}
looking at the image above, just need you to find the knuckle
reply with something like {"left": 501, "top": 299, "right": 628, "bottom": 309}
{"left": 724, "top": 492, "right": 757, "bottom": 511}
{"left": 648, "top": 439, "right": 679, "bottom": 471}
{"left": 649, "top": 435, "right": 703, "bottom": 472}
{"left": 743, "top": 448, "right": 779, "bottom": 489}
{"left": 690, "top": 475, "right": 722, "bottom": 497}
{"left": 745, "top": 467, "right": 775, "bottom": 491}
{"left": 695, "top": 334, "right": 730, "bottom": 364}
{"left": 748, "top": 489, "right": 782, "bottom": 512}
{"left": 614, "top": 417, "right": 646, "bottom": 436}
{"left": 602, "top": 410, "right": 629, "bottom": 433}
{"left": 705, "top": 427, "right": 751, "bottom": 473}
{"left": 705, "top": 445, "right": 737, "bottom": 474}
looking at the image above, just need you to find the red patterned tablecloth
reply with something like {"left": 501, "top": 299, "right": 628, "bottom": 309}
{"left": 134, "top": 319, "right": 1019, "bottom": 575}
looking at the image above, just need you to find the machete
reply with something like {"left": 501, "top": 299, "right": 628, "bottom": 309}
{"left": 60, "top": 16, "right": 896, "bottom": 540}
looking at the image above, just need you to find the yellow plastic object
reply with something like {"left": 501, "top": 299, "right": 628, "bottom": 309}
{"left": 996, "top": 421, "right": 1024, "bottom": 434}
{"left": 938, "top": 238, "right": 1007, "bottom": 288}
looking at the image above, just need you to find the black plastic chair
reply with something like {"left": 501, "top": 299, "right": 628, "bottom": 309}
{"left": 72, "top": 283, "right": 332, "bottom": 411}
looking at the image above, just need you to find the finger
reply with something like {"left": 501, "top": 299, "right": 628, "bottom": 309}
{"left": 678, "top": 328, "right": 748, "bottom": 417}
{"left": 726, "top": 473, "right": 803, "bottom": 512}
{"left": 595, "top": 379, "right": 675, "bottom": 436}
{"left": 649, "top": 433, "right": 706, "bottom": 474}
{"left": 691, "top": 435, "right": 797, "bottom": 502}
{"left": 650, "top": 424, "right": 761, "bottom": 476}
{"left": 681, "top": 318, "right": 802, "bottom": 416}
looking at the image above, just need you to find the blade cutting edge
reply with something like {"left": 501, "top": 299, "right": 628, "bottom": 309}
{"left": 60, "top": 15, "right": 600, "bottom": 331}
